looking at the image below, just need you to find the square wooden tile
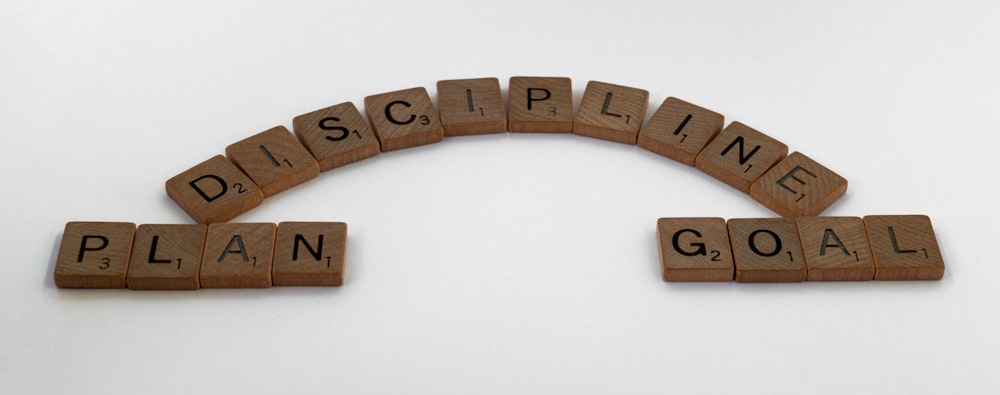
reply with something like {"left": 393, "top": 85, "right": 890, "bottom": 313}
{"left": 127, "top": 224, "right": 207, "bottom": 290}
{"left": 750, "top": 152, "right": 848, "bottom": 218}
{"left": 695, "top": 122, "right": 788, "bottom": 193}
{"left": 657, "top": 217, "right": 734, "bottom": 282}
{"left": 273, "top": 222, "right": 347, "bottom": 286}
{"left": 364, "top": 87, "right": 444, "bottom": 151}
{"left": 795, "top": 217, "right": 874, "bottom": 281}
{"left": 200, "top": 223, "right": 276, "bottom": 288}
{"left": 226, "top": 125, "right": 320, "bottom": 198}
{"left": 728, "top": 218, "right": 806, "bottom": 282}
{"left": 293, "top": 101, "right": 380, "bottom": 171}
{"left": 165, "top": 155, "right": 264, "bottom": 224}
{"left": 638, "top": 97, "right": 724, "bottom": 165}
{"left": 864, "top": 215, "right": 945, "bottom": 280}
{"left": 507, "top": 76, "right": 574, "bottom": 133}
{"left": 437, "top": 77, "right": 506, "bottom": 136}
{"left": 54, "top": 222, "right": 136, "bottom": 288}
{"left": 573, "top": 81, "right": 649, "bottom": 144}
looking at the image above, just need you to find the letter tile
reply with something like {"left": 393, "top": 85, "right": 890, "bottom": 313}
{"left": 657, "top": 217, "right": 734, "bottom": 281}
{"left": 165, "top": 155, "right": 264, "bottom": 224}
{"left": 293, "top": 102, "right": 380, "bottom": 171}
{"left": 573, "top": 81, "right": 649, "bottom": 144}
{"left": 364, "top": 87, "right": 444, "bottom": 151}
{"left": 54, "top": 222, "right": 136, "bottom": 288}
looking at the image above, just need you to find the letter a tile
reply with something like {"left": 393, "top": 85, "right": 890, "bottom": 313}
{"left": 864, "top": 215, "right": 944, "bottom": 280}
{"left": 165, "top": 155, "right": 264, "bottom": 224}
{"left": 657, "top": 217, "right": 734, "bottom": 281}
{"left": 226, "top": 126, "right": 320, "bottom": 197}
{"left": 201, "top": 223, "right": 276, "bottom": 288}
{"left": 795, "top": 216, "right": 874, "bottom": 281}
{"left": 54, "top": 222, "right": 136, "bottom": 288}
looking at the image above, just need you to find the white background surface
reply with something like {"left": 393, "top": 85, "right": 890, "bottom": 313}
{"left": 2, "top": 1, "right": 998, "bottom": 393}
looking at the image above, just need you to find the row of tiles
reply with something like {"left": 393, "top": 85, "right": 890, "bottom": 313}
{"left": 166, "top": 77, "right": 847, "bottom": 224}
{"left": 658, "top": 215, "right": 944, "bottom": 282}
{"left": 53, "top": 222, "right": 346, "bottom": 289}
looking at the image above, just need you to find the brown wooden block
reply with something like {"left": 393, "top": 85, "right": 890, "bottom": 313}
{"left": 638, "top": 97, "right": 724, "bottom": 165}
{"left": 273, "top": 222, "right": 347, "bottom": 286}
{"left": 200, "top": 223, "right": 276, "bottom": 288}
{"left": 292, "top": 102, "right": 380, "bottom": 171}
{"left": 436, "top": 77, "right": 506, "bottom": 136}
{"left": 750, "top": 152, "right": 848, "bottom": 218}
{"left": 795, "top": 217, "right": 874, "bottom": 281}
{"left": 573, "top": 81, "right": 649, "bottom": 144}
{"left": 507, "top": 76, "right": 574, "bottom": 133}
{"left": 657, "top": 217, "right": 734, "bottom": 282}
{"left": 864, "top": 215, "right": 945, "bottom": 280}
{"left": 695, "top": 122, "right": 788, "bottom": 193}
{"left": 728, "top": 218, "right": 806, "bottom": 282}
{"left": 126, "top": 224, "right": 206, "bottom": 290}
{"left": 165, "top": 155, "right": 264, "bottom": 224}
{"left": 226, "top": 126, "right": 320, "bottom": 198}
{"left": 364, "top": 87, "right": 444, "bottom": 151}
{"left": 54, "top": 222, "right": 136, "bottom": 288}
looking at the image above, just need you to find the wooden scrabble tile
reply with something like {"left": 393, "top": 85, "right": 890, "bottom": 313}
{"left": 573, "top": 81, "right": 649, "bottom": 144}
{"left": 54, "top": 222, "right": 136, "bottom": 288}
{"left": 292, "top": 101, "right": 380, "bottom": 171}
{"left": 200, "top": 223, "right": 276, "bottom": 288}
{"left": 728, "top": 218, "right": 806, "bottom": 282}
{"left": 226, "top": 126, "right": 320, "bottom": 198}
{"left": 436, "top": 77, "right": 506, "bottom": 136}
{"left": 695, "top": 122, "right": 788, "bottom": 193}
{"left": 273, "top": 222, "right": 347, "bottom": 286}
{"left": 638, "top": 97, "right": 724, "bottom": 165}
{"left": 165, "top": 155, "right": 264, "bottom": 224}
{"left": 657, "top": 217, "right": 734, "bottom": 282}
{"left": 364, "top": 87, "right": 444, "bottom": 152}
{"left": 750, "top": 152, "right": 848, "bottom": 218}
{"left": 507, "top": 76, "right": 574, "bottom": 133}
{"left": 126, "top": 224, "right": 206, "bottom": 290}
{"left": 795, "top": 217, "right": 874, "bottom": 281}
{"left": 864, "top": 215, "right": 945, "bottom": 280}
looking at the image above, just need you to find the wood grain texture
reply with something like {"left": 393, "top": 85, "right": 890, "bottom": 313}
{"left": 728, "top": 218, "right": 806, "bottom": 282}
{"left": 864, "top": 215, "right": 944, "bottom": 280}
{"left": 226, "top": 126, "right": 320, "bottom": 198}
{"left": 795, "top": 216, "right": 874, "bottom": 281}
{"left": 657, "top": 217, "right": 734, "bottom": 281}
{"left": 293, "top": 101, "right": 380, "bottom": 171}
{"left": 126, "top": 224, "right": 206, "bottom": 290}
{"left": 364, "top": 87, "right": 444, "bottom": 151}
{"left": 573, "top": 81, "right": 649, "bottom": 144}
{"left": 437, "top": 77, "right": 506, "bottom": 136}
{"left": 165, "top": 155, "right": 263, "bottom": 224}
{"left": 750, "top": 152, "right": 848, "bottom": 218}
{"left": 272, "top": 222, "right": 347, "bottom": 286}
{"left": 507, "top": 76, "right": 574, "bottom": 133}
{"left": 695, "top": 122, "right": 788, "bottom": 193}
{"left": 638, "top": 97, "right": 724, "bottom": 165}
{"left": 54, "top": 222, "right": 136, "bottom": 288}
{"left": 200, "top": 223, "right": 276, "bottom": 288}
